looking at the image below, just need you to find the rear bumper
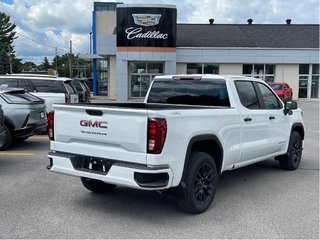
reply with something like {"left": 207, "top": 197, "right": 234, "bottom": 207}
{"left": 47, "top": 151, "right": 173, "bottom": 190}
{"left": 14, "top": 121, "right": 47, "bottom": 138}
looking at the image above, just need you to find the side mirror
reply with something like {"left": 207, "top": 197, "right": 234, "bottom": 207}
{"left": 284, "top": 100, "right": 297, "bottom": 115}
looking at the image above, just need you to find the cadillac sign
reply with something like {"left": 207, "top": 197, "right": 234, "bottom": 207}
{"left": 117, "top": 6, "right": 177, "bottom": 47}
{"left": 132, "top": 14, "right": 161, "bottom": 27}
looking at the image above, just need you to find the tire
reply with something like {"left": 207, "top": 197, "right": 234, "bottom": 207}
{"left": 278, "top": 131, "right": 303, "bottom": 170}
{"left": 176, "top": 152, "right": 218, "bottom": 214}
{"left": 0, "top": 125, "right": 13, "bottom": 150}
{"left": 80, "top": 177, "right": 116, "bottom": 193}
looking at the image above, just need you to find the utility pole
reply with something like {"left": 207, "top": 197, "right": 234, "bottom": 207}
{"left": 55, "top": 47, "right": 58, "bottom": 76}
{"left": 69, "top": 40, "right": 72, "bottom": 78}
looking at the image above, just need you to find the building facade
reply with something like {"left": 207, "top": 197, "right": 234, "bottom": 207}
{"left": 84, "top": 2, "right": 319, "bottom": 101}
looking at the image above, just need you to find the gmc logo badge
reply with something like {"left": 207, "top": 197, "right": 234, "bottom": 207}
{"left": 80, "top": 120, "right": 108, "bottom": 129}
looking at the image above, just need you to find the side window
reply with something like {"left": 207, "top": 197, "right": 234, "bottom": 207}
{"left": 235, "top": 81, "right": 260, "bottom": 109}
{"left": 257, "top": 83, "right": 281, "bottom": 109}
{"left": 30, "top": 79, "right": 67, "bottom": 93}
{"left": 0, "top": 79, "right": 19, "bottom": 88}
{"left": 17, "top": 79, "right": 33, "bottom": 91}
{"left": 64, "top": 81, "right": 76, "bottom": 94}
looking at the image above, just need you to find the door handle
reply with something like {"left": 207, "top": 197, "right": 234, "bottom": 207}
{"left": 244, "top": 117, "right": 252, "bottom": 122}
{"left": 269, "top": 116, "right": 275, "bottom": 120}
{"left": 86, "top": 109, "right": 103, "bottom": 116}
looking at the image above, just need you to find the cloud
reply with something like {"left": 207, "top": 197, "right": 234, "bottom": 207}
{"left": 184, "top": 0, "right": 319, "bottom": 24}
{"left": 0, "top": 0, "right": 319, "bottom": 64}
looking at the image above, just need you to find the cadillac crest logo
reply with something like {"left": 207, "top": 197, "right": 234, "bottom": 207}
{"left": 132, "top": 14, "right": 161, "bottom": 27}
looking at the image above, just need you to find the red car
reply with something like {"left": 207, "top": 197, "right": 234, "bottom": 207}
{"left": 269, "top": 82, "right": 293, "bottom": 101}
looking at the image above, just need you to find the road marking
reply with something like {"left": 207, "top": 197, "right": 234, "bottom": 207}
{"left": 30, "top": 135, "right": 49, "bottom": 139}
{"left": 0, "top": 152, "right": 35, "bottom": 156}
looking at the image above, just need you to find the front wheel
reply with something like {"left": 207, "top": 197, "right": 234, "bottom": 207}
{"left": 0, "top": 125, "right": 13, "bottom": 150}
{"left": 176, "top": 152, "right": 218, "bottom": 214}
{"left": 277, "top": 131, "right": 303, "bottom": 170}
{"left": 81, "top": 177, "right": 116, "bottom": 193}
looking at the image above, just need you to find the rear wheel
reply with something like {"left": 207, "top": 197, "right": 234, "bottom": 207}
{"left": 0, "top": 125, "right": 13, "bottom": 150}
{"left": 80, "top": 177, "right": 116, "bottom": 193}
{"left": 277, "top": 131, "right": 303, "bottom": 170}
{"left": 176, "top": 152, "right": 218, "bottom": 214}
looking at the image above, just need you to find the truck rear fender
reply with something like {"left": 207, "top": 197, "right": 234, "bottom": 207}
{"left": 181, "top": 134, "right": 223, "bottom": 183}
{"left": 291, "top": 123, "right": 304, "bottom": 140}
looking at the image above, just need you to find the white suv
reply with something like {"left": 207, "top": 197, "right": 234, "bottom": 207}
{"left": 0, "top": 74, "right": 79, "bottom": 113}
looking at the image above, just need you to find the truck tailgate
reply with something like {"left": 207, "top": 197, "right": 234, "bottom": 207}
{"left": 51, "top": 104, "right": 148, "bottom": 164}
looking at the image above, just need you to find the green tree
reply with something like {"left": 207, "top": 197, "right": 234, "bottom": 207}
{"left": 0, "top": 12, "right": 21, "bottom": 73}
{"left": 0, "top": 12, "right": 17, "bottom": 53}
{"left": 39, "top": 57, "right": 51, "bottom": 71}
{"left": 22, "top": 61, "right": 37, "bottom": 72}
{"left": 0, "top": 47, "right": 10, "bottom": 74}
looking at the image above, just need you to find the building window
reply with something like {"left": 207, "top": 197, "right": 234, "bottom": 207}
{"left": 299, "top": 64, "right": 319, "bottom": 99}
{"left": 129, "top": 62, "right": 164, "bottom": 98}
{"left": 242, "top": 64, "right": 275, "bottom": 82}
{"left": 97, "top": 59, "right": 108, "bottom": 96}
{"left": 311, "top": 64, "right": 319, "bottom": 99}
{"left": 187, "top": 63, "right": 219, "bottom": 74}
{"left": 299, "top": 64, "right": 309, "bottom": 98}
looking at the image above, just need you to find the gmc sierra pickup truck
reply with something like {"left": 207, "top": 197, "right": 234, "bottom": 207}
{"left": 47, "top": 75, "right": 304, "bottom": 214}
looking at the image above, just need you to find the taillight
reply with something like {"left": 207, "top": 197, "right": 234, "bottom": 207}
{"left": 48, "top": 111, "right": 54, "bottom": 140}
{"left": 147, "top": 118, "right": 167, "bottom": 154}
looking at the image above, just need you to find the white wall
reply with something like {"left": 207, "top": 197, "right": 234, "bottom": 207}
{"left": 219, "top": 64, "right": 242, "bottom": 75}
{"left": 96, "top": 11, "right": 116, "bottom": 35}
{"left": 108, "top": 56, "right": 117, "bottom": 100}
{"left": 176, "top": 48, "right": 319, "bottom": 64}
{"left": 275, "top": 64, "right": 299, "bottom": 100}
{"left": 176, "top": 63, "right": 186, "bottom": 74}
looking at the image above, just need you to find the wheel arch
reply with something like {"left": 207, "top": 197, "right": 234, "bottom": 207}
{"left": 4, "top": 116, "right": 15, "bottom": 132}
{"left": 181, "top": 134, "right": 223, "bottom": 182}
{"left": 291, "top": 123, "right": 304, "bottom": 140}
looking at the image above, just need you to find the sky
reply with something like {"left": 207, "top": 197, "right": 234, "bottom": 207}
{"left": 0, "top": 0, "right": 319, "bottom": 64}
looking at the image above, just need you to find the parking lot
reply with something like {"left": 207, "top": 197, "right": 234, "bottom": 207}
{"left": 0, "top": 100, "right": 319, "bottom": 239}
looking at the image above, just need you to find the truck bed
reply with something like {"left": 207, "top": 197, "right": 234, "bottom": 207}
{"left": 62, "top": 102, "right": 229, "bottom": 110}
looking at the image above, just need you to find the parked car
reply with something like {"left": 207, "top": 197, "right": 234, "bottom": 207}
{"left": 0, "top": 85, "right": 47, "bottom": 150}
{"left": 0, "top": 74, "right": 79, "bottom": 113}
{"left": 72, "top": 78, "right": 91, "bottom": 103}
{"left": 269, "top": 82, "right": 293, "bottom": 101}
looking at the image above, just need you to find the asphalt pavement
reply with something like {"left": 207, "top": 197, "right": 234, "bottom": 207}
{"left": 0, "top": 100, "right": 318, "bottom": 239}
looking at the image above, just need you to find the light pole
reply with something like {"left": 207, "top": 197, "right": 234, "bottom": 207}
{"left": 89, "top": 32, "right": 92, "bottom": 55}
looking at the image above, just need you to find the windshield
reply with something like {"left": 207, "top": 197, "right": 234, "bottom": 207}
{"left": 271, "top": 84, "right": 283, "bottom": 90}
{"left": 1, "top": 91, "right": 44, "bottom": 104}
{"left": 147, "top": 80, "right": 230, "bottom": 107}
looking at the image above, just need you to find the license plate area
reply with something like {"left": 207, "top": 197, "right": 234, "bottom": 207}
{"left": 85, "top": 158, "right": 112, "bottom": 173}
{"left": 70, "top": 156, "right": 113, "bottom": 175}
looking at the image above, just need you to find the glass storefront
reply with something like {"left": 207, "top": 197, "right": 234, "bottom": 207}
{"left": 243, "top": 64, "right": 275, "bottom": 82}
{"left": 299, "top": 64, "right": 319, "bottom": 99}
{"left": 96, "top": 59, "right": 108, "bottom": 96}
{"left": 129, "top": 62, "right": 164, "bottom": 98}
{"left": 187, "top": 63, "right": 219, "bottom": 74}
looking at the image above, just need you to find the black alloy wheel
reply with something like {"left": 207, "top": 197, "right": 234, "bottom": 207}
{"left": 177, "top": 151, "right": 218, "bottom": 214}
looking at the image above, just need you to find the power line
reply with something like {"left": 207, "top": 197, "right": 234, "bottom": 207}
{"left": 15, "top": 32, "right": 66, "bottom": 52}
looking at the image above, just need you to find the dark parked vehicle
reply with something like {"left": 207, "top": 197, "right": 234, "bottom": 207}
{"left": 0, "top": 85, "right": 47, "bottom": 150}
{"left": 72, "top": 78, "right": 91, "bottom": 103}
{"left": 269, "top": 82, "right": 293, "bottom": 101}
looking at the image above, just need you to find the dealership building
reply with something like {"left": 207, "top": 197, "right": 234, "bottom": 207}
{"left": 81, "top": 2, "right": 319, "bottom": 101}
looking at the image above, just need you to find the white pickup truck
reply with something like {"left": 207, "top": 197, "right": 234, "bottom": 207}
{"left": 47, "top": 75, "right": 304, "bottom": 214}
